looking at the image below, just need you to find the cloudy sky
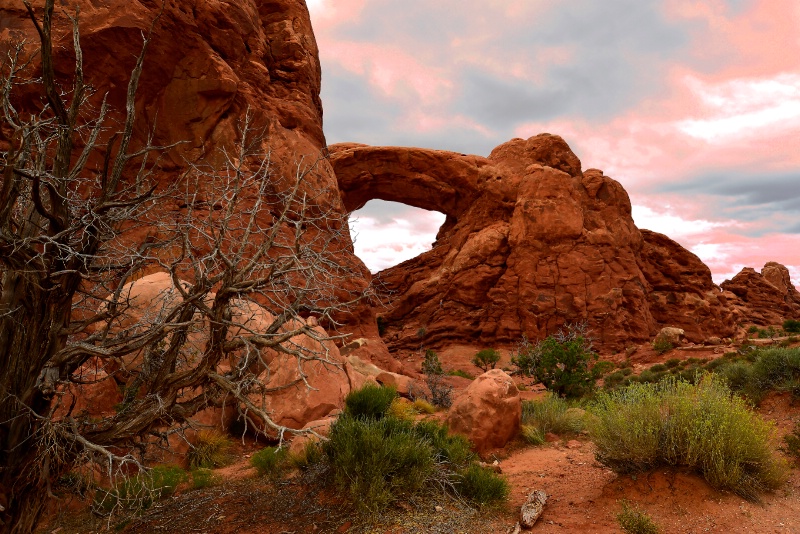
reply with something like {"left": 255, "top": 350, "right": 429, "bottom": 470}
{"left": 306, "top": 0, "right": 800, "bottom": 284}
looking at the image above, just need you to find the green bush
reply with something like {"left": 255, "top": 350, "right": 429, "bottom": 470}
{"left": 472, "top": 348, "right": 501, "bottom": 372}
{"left": 649, "top": 364, "right": 667, "bottom": 373}
{"left": 291, "top": 440, "right": 324, "bottom": 470}
{"left": 412, "top": 398, "right": 436, "bottom": 414}
{"left": 588, "top": 376, "right": 787, "bottom": 500}
{"left": 420, "top": 350, "right": 453, "bottom": 408}
{"left": 716, "top": 347, "right": 800, "bottom": 403}
{"left": 617, "top": 500, "right": 659, "bottom": 534}
{"left": 512, "top": 325, "right": 598, "bottom": 398}
{"left": 652, "top": 334, "right": 673, "bottom": 355}
{"left": 344, "top": 383, "right": 397, "bottom": 420}
{"left": 665, "top": 358, "right": 681, "bottom": 369}
{"left": 592, "top": 360, "right": 616, "bottom": 379}
{"left": 94, "top": 465, "right": 187, "bottom": 515}
{"left": 783, "top": 319, "right": 800, "bottom": 334}
{"left": 324, "top": 415, "right": 436, "bottom": 516}
{"left": 251, "top": 446, "right": 290, "bottom": 478}
{"left": 782, "top": 421, "right": 800, "bottom": 461}
{"left": 412, "top": 420, "right": 475, "bottom": 469}
{"left": 456, "top": 464, "right": 509, "bottom": 507}
{"left": 187, "top": 430, "right": 233, "bottom": 469}
{"left": 521, "top": 395, "right": 584, "bottom": 437}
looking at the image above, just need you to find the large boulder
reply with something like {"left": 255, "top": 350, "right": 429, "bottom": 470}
{"left": 446, "top": 369, "right": 521, "bottom": 454}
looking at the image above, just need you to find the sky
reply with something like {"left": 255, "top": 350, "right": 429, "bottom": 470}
{"left": 306, "top": 0, "right": 800, "bottom": 285}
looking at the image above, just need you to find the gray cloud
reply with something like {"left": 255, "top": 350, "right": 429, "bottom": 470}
{"left": 656, "top": 170, "right": 800, "bottom": 235}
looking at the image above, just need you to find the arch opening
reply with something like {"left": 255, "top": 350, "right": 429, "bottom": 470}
{"left": 349, "top": 199, "right": 446, "bottom": 273}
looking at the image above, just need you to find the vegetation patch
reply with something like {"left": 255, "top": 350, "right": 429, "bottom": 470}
{"left": 187, "top": 430, "right": 233, "bottom": 470}
{"left": 251, "top": 446, "right": 291, "bottom": 479}
{"left": 344, "top": 383, "right": 397, "bottom": 419}
{"left": 521, "top": 394, "right": 584, "bottom": 442}
{"left": 93, "top": 465, "right": 187, "bottom": 516}
{"left": 588, "top": 376, "right": 787, "bottom": 500}
{"left": 472, "top": 348, "right": 501, "bottom": 372}
{"left": 511, "top": 324, "right": 598, "bottom": 398}
{"left": 617, "top": 500, "right": 660, "bottom": 534}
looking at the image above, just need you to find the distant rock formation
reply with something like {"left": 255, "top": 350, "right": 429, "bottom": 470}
{"left": 330, "top": 136, "right": 755, "bottom": 351}
{"left": 722, "top": 262, "right": 800, "bottom": 326}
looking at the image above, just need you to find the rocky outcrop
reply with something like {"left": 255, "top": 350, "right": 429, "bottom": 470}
{"left": 721, "top": 263, "right": 800, "bottom": 326}
{"left": 446, "top": 369, "right": 521, "bottom": 454}
{"left": 331, "top": 137, "right": 744, "bottom": 351}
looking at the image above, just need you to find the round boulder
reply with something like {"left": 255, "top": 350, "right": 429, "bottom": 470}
{"left": 446, "top": 369, "right": 521, "bottom": 454}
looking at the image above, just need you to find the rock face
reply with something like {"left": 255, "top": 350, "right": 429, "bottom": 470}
{"left": 330, "top": 137, "right": 743, "bottom": 351}
{"left": 446, "top": 369, "right": 521, "bottom": 454}
{"left": 721, "top": 263, "right": 800, "bottom": 326}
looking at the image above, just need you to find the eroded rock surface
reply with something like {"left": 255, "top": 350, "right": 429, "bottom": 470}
{"left": 446, "top": 369, "right": 521, "bottom": 454}
{"left": 331, "top": 137, "right": 755, "bottom": 351}
{"left": 721, "top": 262, "right": 800, "bottom": 326}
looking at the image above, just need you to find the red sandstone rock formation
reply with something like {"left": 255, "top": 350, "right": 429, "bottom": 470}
{"left": 331, "top": 136, "right": 748, "bottom": 351}
{"left": 721, "top": 262, "right": 800, "bottom": 327}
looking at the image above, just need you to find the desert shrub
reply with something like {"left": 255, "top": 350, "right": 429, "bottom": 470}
{"left": 588, "top": 376, "right": 787, "bottom": 499}
{"left": 604, "top": 370, "right": 626, "bottom": 388}
{"left": 344, "top": 383, "right": 397, "bottom": 420}
{"left": 521, "top": 424, "right": 546, "bottom": 445}
{"left": 291, "top": 440, "right": 325, "bottom": 470}
{"left": 94, "top": 465, "right": 186, "bottom": 515}
{"left": 187, "top": 430, "right": 233, "bottom": 470}
{"left": 190, "top": 468, "right": 216, "bottom": 489}
{"left": 512, "top": 324, "right": 598, "bottom": 398}
{"left": 455, "top": 464, "right": 509, "bottom": 507}
{"left": 387, "top": 398, "right": 417, "bottom": 422}
{"left": 649, "top": 364, "right": 667, "bottom": 373}
{"left": 448, "top": 368, "right": 475, "bottom": 380}
{"left": 412, "top": 398, "right": 436, "bottom": 414}
{"left": 324, "top": 415, "right": 436, "bottom": 516}
{"left": 665, "top": 358, "right": 681, "bottom": 369}
{"left": 251, "top": 446, "right": 290, "bottom": 478}
{"left": 652, "top": 334, "right": 673, "bottom": 355}
{"left": 782, "top": 421, "right": 800, "bottom": 461}
{"left": 622, "top": 367, "right": 633, "bottom": 376}
{"left": 617, "top": 500, "right": 659, "bottom": 534}
{"left": 592, "top": 360, "right": 616, "bottom": 379}
{"left": 783, "top": 319, "right": 800, "bottom": 334}
{"left": 521, "top": 395, "right": 584, "bottom": 437}
{"left": 716, "top": 347, "right": 800, "bottom": 403}
{"left": 419, "top": 350, "right": 453, "bottom": 408}
{"left": 413, "top": 420, "right": 476, "bottom": 468}
{"left": 472, "top": 348, "right": 500, "bottom": 372}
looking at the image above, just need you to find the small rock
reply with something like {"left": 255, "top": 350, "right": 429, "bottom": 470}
{"left": 520, "top": 490, "right": 547, "bottom": 528}
{"left": 435, "top": 505, "right": 443, "bottom": 512}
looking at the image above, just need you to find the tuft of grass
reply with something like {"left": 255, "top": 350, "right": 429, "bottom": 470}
{"left": 448, "top": 368, "right": 475, "bottom": 380}
{"left": 521, "top": 424, "right": 546, "bottom": 445}
{"left": 251, "top": 446, "right": 290, "bottom": 478}
{"left": 588, "top": 375, "right": 788, "bottom": 500}
{"left": 412, "top": 398, "right": 436, "bottom": 414}
{"left": 190, "top": 468, "right": 217, "bottom": 489}
{"left": 783, "top": 319, "right": 800, "bottom": 334}
{"left": 521, "top": 395, "right": 584, "bottom": 438}
{"left": 344, "top": 383, "right": 397, "bottom": 420}
{"left": 387, "top": 397, "right": 417, "bottom": 422}
{"left": 456, "top": 464, "right": 509, "bottom": 507}
{"left": 93, "top": 465, "right": 187, "bottom": 515}
{"left": 617, "top": 500, "right": 659, "bottom": 534}
{"left": 413, "top": 419, "right": 476, "bottom": 469}
{"left": 291, "top": 440, "right": 325, "bottom": 470}
{"left": 782, "top": 421, "right": 800, "bottom": 461}
{"left": 187, "top": 430, "right": 233, "bottom": 470}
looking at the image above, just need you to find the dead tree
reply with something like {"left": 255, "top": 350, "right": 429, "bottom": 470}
{"left": 0, "top": 2, "right": 364, "bottom": 531}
